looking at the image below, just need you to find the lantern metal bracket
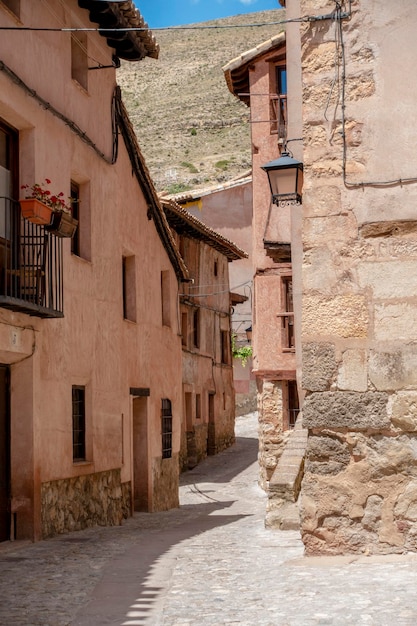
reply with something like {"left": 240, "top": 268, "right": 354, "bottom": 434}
{"left": 272, "top": 193, "right": 302, "bottom": 206}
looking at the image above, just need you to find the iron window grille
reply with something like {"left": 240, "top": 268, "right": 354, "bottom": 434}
{"left": 161, "top": 398, "right": 173, "bottom": 459}
{"left": 72, "top": 385, "right": 86, "bottom": 461}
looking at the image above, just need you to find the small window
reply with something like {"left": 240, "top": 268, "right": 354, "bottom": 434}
{"left": 193, "top": 309, "right": 200, "bottom": 348}
{"left": 70, "top": 182, "right": 80, "bottom": 256}
{"left": 122, "top": 255, "right": 136, "bottom": 322}
{"left": 71, "top": 32, "right": 88, "bottom": 91}
{"left": 283, "top": 276, "right": 293, "bottom": 312}
{"left": 161, "top": 270, "right": 171, "bottom": 327}
{"left": 161, "top": 399, "right": 173, "bottom": 459}
{"left": 270, "top": 63, "right": 287, "bottom": 137}
{"left": 288, "top": 380, "right": 300, "bottom": 429}
{"left": 72, "top": 386, "right": 86, "bottom": 461}
{"left": 281, "top": 276, "right": 294, "bottom": 350}
{"left": 214, "top": 261, "right": 218, "bottom": 277}
{"left": 70, "top": 180, "right": 91, "bottom": 260}
{"left": 195, "top": 393, "right": 201, "bottom": 420}
{"left": 181, "top": 312, "right": 188, "bottom": 347}
{"left": 221, "top": 330, "right": 230, "bottom": 365}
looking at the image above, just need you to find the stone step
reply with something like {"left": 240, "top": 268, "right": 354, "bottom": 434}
{"left": 265, "top": 414, "right": 308, "bottom": 530}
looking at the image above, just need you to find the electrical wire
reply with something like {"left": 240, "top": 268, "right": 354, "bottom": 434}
{"left": 187, "top": 280, "right": 252, "bottom": 298}
{"left": 0, "top": 12, "right": 351, "bottom": 33}
{"left": 336, "top": 1, "right": 417, "bottom": 189}
{"left": 0, "top": 59, "right": 118, "bottom": 164}
{"left": 40, "top": 0, "right": 113, "bottom": 70}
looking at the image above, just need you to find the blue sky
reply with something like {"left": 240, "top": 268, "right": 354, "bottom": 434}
{"left": 134, "top": 0, "right": 280, "bottom": 29}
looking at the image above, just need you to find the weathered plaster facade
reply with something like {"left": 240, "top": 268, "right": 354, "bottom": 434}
{"left": 297, "top": 0, "right": 417, "bottom": 554}
{"left": 0, "top": 0, "right": 186, "bottom": 542}
{"left": 162, "top": 199, "right": 246, "bottom": 470}
{"left": 169, "top": 178, "right": 256, "bottom": 416}
{"left": 224, "top": 33, "right": 300, "bottom": 492}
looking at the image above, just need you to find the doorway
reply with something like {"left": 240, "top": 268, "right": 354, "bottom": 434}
{"left": 132, "top": 396, "right": 149, "bottom": 511}
{"left": 207, "top": 392, "right": 216, "bottom": 456}
{"left": 0, "top": 365, "right": 10, "bottom": 541}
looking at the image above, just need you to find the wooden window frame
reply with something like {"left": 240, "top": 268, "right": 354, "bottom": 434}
{"left": 269, "top": 56, "right": 287, "bottom": 138}
{"left": 278, "top": 275, "right": 295, "bottom": 352}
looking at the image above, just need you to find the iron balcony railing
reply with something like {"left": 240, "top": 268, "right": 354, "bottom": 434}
{"left": 0, "top": 197, "right": 63, "bottom": 318}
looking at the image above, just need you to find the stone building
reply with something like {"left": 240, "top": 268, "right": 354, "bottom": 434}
{"left": 162, "top": 199, "right": 247, "bottom": 470}
{"left": 284, "top": 0, "right": 417, "bottom": 554}
{"left": 167, "top": 175, "right": 256, "bottom": 416}
{"left": 223, "top": 33, "right": 301, "bottom": 490}
{"left": 0, "top": 0, "right": 189, "bottom": 542}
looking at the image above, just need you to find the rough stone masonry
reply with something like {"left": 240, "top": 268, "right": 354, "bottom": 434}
{"left": 299, "top": 0, "right": 417, "bottom": 555}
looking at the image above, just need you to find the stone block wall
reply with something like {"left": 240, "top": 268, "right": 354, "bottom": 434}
{"left": 208, "top": 413, "right": 236, "bottom": 457}
{"left": 299, "top": 0, "right": 417, "bottom": 555}
{"left": 235, "top": 379, "right": 257, "bottom": 417}
{"left": 185, "top": 424, "right": 209, "bottom": 469}
{"left": 152, "top": 453, "right": 179, "bottom": 511}
{"left": 41, "top": 469, "right": 126, "bottom": 538}
{"left": 257, "top": 379, "right": 290, "bottom": 490}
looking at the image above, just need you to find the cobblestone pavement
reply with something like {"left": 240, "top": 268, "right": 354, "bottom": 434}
{"left": 2, "top": 413, "right": 417, "bottom": 625}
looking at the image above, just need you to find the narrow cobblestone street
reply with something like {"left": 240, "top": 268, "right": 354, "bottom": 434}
{"left": 1, "top": 413, "right": 417, "bottom": 625}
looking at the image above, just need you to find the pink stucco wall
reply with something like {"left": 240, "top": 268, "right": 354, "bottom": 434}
{"left": 180, "top": 238, "right": 235, "bottom": 467}
{"left": 0, "top": 0, "right": 182, "bottom": 540}
{"left": 181, "top": 180, "right": 255, "bottom": 413}
{"left": 248, "top": 43, "right": 295, "bottom": 378}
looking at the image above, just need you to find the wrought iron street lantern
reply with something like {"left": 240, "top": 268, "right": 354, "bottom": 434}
{"left": 261, "top": 151, "right": 304, "bottom": 206}
{"left": 245, "top": 325, "right": 252, "bottom": 343}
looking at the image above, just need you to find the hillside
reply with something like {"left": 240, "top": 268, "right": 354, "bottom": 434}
{"left": 117, "top": 9, "right": 285, "bottom": 193}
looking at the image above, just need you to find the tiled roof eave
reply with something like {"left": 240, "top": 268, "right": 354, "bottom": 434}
{"left": 162, "top": 199, "right": 248, "bottom": 262}
{"left": 78, "top": 0, "right": 159, "bottom": 61}
{"left": 223, "top": 31, "right": 286, "bottom": 101}
{"left": 114, "top": 89, "right": 189, "bottom": 282}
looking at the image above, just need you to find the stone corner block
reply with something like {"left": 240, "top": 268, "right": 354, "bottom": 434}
{"left": 303, "top": 391, "right": 390, "bottom": 430}
{"left": 302, "top": 342, "right": 337, "bottom": 392}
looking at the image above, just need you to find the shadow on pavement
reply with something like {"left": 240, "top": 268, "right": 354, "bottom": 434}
{"left": 179, "top": 436, "right": 259, "bottom": 486}
{"left": 72, "top": 500, "right": 250, "bottom": 626}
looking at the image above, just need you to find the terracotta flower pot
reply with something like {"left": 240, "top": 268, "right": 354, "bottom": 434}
{"left": 19, "top": 198, "right": 53, "bottom": 225}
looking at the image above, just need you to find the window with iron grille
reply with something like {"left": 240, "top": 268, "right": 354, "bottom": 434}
{"left": 72, "top": 386, "right": 86, "bottom": 461}
{"left": 161, "top": 398, "right": 173, "bottom": 459}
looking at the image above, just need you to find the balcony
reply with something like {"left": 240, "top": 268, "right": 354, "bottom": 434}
{"left": 0, "top": 198, "right": 63, "bottom": 318}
